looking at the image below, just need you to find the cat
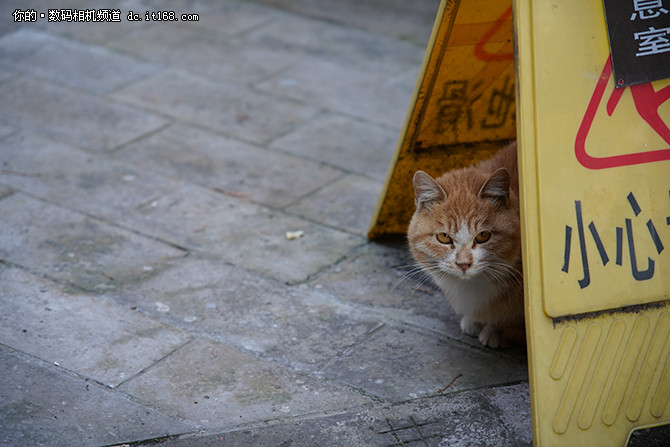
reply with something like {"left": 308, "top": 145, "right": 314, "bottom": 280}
{"left": 407, "top": 142, "right": 524, "bottom": 348}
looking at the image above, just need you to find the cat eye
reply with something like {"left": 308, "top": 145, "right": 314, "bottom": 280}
{"left": 474, "top": 231, "right": 491, "bottom": 244}
{"left": 436, "top": 232, "right": 453, "bottom": 245}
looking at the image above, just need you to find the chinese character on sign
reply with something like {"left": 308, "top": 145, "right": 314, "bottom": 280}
{"left": 481, "top": 76, "right": 515, "bottom": 129}
{"left": 603, "top": 0, "right": 670, "bottom": 86}
{"left": 630, "top": 0, "right": 669, "bottom": 20}
{"left": 436, "top": 81, "right": 471, "bottom": 133}
{"left": 561, "top": 192, "right": 668, "bottom": 289}
{"left": 635, "top": 26, "right": 670, "bottom": 56}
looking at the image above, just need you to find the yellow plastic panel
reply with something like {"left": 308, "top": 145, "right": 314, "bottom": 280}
{"left": 522, "top": 0, "right": 670, "bottom": 317}
{"left": 368, "top": 0, "right": 515, "bottom": 238}
{"left": 515, "top": 0, "right": 670, "bottom": 444}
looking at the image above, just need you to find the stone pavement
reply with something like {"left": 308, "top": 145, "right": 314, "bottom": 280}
{"left": 0, "top": 1, "right": 532, "bottom": 445}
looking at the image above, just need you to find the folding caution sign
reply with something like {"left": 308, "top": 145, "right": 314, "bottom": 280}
{"left": 516, "top": 0, "right": 670, "bottom": 444}
{"left": 371, "top": 0, "right": 670, "bottom": 444}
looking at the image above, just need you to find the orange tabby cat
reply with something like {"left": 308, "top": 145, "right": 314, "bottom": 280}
{"left": 407, "top": 142, "right": 524, "bottom": 348}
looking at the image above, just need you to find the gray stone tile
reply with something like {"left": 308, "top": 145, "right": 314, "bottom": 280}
{"left": 0, "top": 265, "right": 191, "bottom": 387}
{"left": 0, "top": 77, "right": 166, "bottom": 152}
{"left": 255, "top": 56, "right": 419, "bottom": 130}
{"left": 0, "top": 185, "right": 12, "bottom": 200}
{"left": 113, "top": 257, "right": 383, "bottom": 371}
{"left": 0, "top": 123, "right": 14, "bottom": 140}
{"left": 0, "top": 2, "right": 26, "bottom": 37}
{"left": 0, "top": 133, "right": 179, "bottom": 220}
{"left": 286, "top": 174, "right": 382, "bottom": 235}
{"left": 115, "top": 123, "right": 342, "bottom": 207}
{"left": 0, "top": 345, "right": 194, "bottom": 447}
{"left": 112, "top": 69, "right": 319, "bottom": 145}
{"left": 136, "top": 386, "right": 525, "bottom": 447}
{"left": 109, "top": 22, "right": 293, "bottom": 83}
{"left": 251, "top": 0, "right": 439, "bottom": 46}
{"left": 483, "top": 383, "right": 533, "bottom": 446}
{"left": 120, "top": 338, "right": 370, "bottom": 429}
{"left": 0, "top": 193, "right": 186, "bottom": 292}
{"left": 270, "top": 112, "right": 398, "bottom": 181}
{"left": 321, "top": 325, "right": 528, "bottom": 402}
{"left": 0, "top": 28, "right": 160, "bottom": 93}
{"left": 244, "top": 9, "right": 426, "bottom": 67}
{"left": 0, "top": 67, "right": 16, "bottom": 83}
{"left": 120, "top": 183, "right": 364, "bottom": 283}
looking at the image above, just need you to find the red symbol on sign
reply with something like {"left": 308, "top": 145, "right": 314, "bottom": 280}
{"left": 575, "top": 55, "right": 670, "bottom": 169}
{"left": 474, "top": 6, "right": 514, "bottom": 62}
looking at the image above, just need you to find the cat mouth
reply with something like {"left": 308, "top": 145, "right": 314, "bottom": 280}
{"left": 445, "top": 266, "right": 478, "bottom": 279}
{"left": 436, "top": 261, "right": 478, "bottom": 279}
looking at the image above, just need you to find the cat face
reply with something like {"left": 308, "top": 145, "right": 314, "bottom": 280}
{"left": 408, "top": 167, "right": 521, "bottom": 281}
{"left": 426, "top": 221, "right": 494, "bottom": 278}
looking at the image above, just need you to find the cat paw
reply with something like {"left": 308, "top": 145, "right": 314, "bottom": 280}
{"left": 479, "top": 324, "right": 502, "bottom": 349}
{"left": 460, "top": 317, "right": 483, "bottom": 337}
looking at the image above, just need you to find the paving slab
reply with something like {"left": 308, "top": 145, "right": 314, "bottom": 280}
{"left": 483, "top": 383, "right": 534, "bottom": 446}
{"left": 0, "top": 185, "right": 11, "bottom": 200}
{"left": 252, "top": 0, "right": 439, "bottom": 45}
{"left": 255, "top": 56, "right": 419, "bottom": 130}
{"left": 0, "top": 264, "right": 191, "bottom": 388}
{"left": 135, "top": 384, "right": 530, "bottom": 447}
{"left": 119, "top": 183, "right": 364, "bottom": 283}
{"left": 0, "top": 193, "right": 186, "bottom": 293}
{"left": 0, "top": 345, "right": 194, "bottom": 447}
{"left": 320, "top": 325, "right": 528, "bottom": 402}
{"left": 109, "top": 22, "right": 294, "bottom": 84}
{"left": 286, "top": 173, "right": 383, "bottom": 235}
{"left": 0, "top": 28, "right": 159, "bottom": 94}
{"left": 115, "top": 123, "right": 342, "bottom": 208}
{"left": 113, "top": 256, "right": 384, "bottom": 371}
{"left": 120, "top": 338, "right": 371, "bottom": 429}
{"left": 244, "top": 8, "right": 426, "bottom": 67}
{"left": 112, "top": 69, "right": 320, "bottom": 145}
{"left": 0, "top": 67, "right": 16, "bottom": 83}
{"left": 270, "top": 111, "right": 398, "bottom": 181}
{"left": 0, "top": 122, "right": 14, "bottom": 140}
{"left": 0, "top": 1, "right": 44, "bottom": 37}
{"left": 0, "top": 133, "right": 180, "bottom": 221}
{"left": 0, "top": 77, "right": 166, "bottom": 152}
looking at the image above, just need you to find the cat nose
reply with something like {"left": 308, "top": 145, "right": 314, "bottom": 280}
{"left": 457, "top": 262, "right": 471, "bottom": 273}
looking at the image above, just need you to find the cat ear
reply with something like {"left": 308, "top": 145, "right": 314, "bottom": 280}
{"left": 413, "top": 171, "right": 446, "bottom": 209}
{"left": 478, "top": 168, "right": 510, "bottom": 205}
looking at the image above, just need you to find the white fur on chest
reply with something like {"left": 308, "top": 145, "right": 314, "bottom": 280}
{"left": 430, "top": 273, "right": 502, "bottom": 317}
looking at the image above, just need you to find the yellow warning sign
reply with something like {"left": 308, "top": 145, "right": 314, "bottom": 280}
{"left": 520, "top": 13, "right": 670, "bottom": 317}
{"left": 515, "top": 0, "right": 670, "bottom": 444}
{"left": 368, "top": 0, "right": 516, "bottom": 238}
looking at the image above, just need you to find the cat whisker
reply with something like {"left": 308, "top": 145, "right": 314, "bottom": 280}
{"left": 483, "top": 261, "right": 523, "bottom": 290}
{"left": 392, "top": 262, "right": 441, "bottom": 293}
